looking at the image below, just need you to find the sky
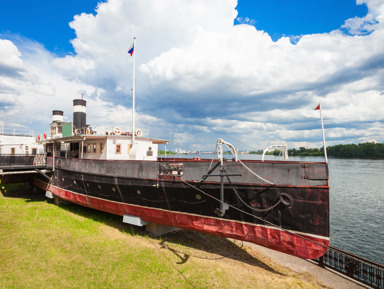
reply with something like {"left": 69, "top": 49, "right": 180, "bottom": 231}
{"left": 0, "top": 0, "right": 383, "bottom": 152}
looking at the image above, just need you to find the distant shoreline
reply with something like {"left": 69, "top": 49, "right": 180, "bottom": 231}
{"left": 160, "top": 142, "right": 384, "bottom": 159}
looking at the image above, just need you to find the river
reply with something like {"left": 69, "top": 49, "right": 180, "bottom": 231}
{"left": 166, "top": 153, "right": 384, "bottom": 264}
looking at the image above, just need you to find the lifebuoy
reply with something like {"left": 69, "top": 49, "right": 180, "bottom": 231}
{"left": 38, "top": 135, "right": 41, "bottom": 141}
{"left": 43, "top": 132, "right": 47, "bottom": 139}
{"left": 113, "top": 127, "right": 122, "bottom": 135}
{"left": 86, "top": 128, "right": 90, "bottom": 135}
{"left": 135, "top": 129, "right": 143, "bottom": 137}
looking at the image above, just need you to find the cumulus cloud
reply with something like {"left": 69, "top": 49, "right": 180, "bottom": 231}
{"left": 1, "top": 0, "right": 384, "bottom": 150}
{"left": 0, "top": 37, "right": 149, "bottom": 136}
{"left": 0, "top": 40, "right": 24, "bottom": 77}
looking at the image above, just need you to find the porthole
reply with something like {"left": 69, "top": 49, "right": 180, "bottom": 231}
{"left": 196, "top": 194, "right": 202, "bottom": 200}
{"left": 112, "top": 187, "right": 116, "bottom": 192}
{"left": 62, "top": 178, "right": 64, "bottom": 182}
{"left": 98, "top": 185, "right": 102, "bottom": 190}
{"left": 73, "top": 180, "right": 77, "bottom": 184}
{"left": 86, "top": 183, "right": 90, "bottom": 187}
{"left": 137, "top": 189, "right": 141, "bottom": 195}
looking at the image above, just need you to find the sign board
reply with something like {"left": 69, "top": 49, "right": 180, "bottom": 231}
{"left": 62, "top": 123, "right": 73, "bottom": 137}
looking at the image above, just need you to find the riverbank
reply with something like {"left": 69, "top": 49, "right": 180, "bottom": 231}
{"left": 1, "top": 186, "right": 331, "bottom": 289}
{"left": 246, "top": 243, "right": 368, "bottom": 289}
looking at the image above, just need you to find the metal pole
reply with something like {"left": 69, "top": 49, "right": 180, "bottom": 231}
{"left": 219, "top": 165, "right": 225, "bottom": 215}
{"left": 52, "top": 142, "right": 55, "bottom": 172}
{"left": 81, "top": 139, "right": 84, "bottom": 159}
{"left": 132, "top": 37, "right": 136, "bottom": 145}
{"left": 319, "top": 105, "right": 328, "bottom": 163}
{"left": 217, "top": 139, "right": 225, "bottom": 217}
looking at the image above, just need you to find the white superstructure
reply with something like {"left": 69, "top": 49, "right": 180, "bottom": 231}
{"left": 0, "top": 134, "right": 43, "bottom": 155}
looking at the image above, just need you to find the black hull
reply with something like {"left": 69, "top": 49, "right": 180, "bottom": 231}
{"left": 34, "top": 156, "right": 330, "bottom": 259}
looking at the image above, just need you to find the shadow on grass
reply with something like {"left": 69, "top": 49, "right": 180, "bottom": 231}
{"left": 0, "top": 183, "right": 46, "bottom": 202}
{"left": 2, "top": 188, "right": 284, "bottom": 276}
{"left": 158, "top": 230, "right": 283, "bottom": 275}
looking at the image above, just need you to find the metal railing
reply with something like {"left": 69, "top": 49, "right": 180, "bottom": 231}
{"left": 315, "top": 246, "right": 384, "bottom": 289}
{"left": 0, "top": 129, "right": 36, "bottom": 137}
{"left": 0, "top": 154, "right": 46, "bottom": 167}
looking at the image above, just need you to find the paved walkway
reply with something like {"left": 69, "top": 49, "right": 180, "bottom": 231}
{"left": 246, "top": 243, "right": 370, "bottom": 289}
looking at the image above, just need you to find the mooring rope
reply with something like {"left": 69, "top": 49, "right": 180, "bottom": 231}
{"left": 209, "top": 139, "right": 275, "bottom": 185}
{"left": 202, "top": 142, "right": 219, "bottom": 179}
{"left": 236, "top": 158, "right": 274, "bottom": 185}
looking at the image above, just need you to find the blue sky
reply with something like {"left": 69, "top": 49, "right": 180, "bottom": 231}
{"left": 0, "top": 0, "right": 99, "bottom": 54}
{"left": 236, "top": 0, "right": 367, "bottom": 39}
{"left": 1, "top": 0, "right": 383, "bottom": 151}
{"left": 1, "top": 0, "right": 367, "bottom": 53}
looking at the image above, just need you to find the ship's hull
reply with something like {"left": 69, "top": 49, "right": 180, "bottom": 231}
{"left": 34, "top": 156, "right": 330, "bottom": 259}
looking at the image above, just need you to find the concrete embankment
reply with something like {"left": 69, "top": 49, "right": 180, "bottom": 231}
{"left": 246, "top": 242, "right": 369, "bottom": 289}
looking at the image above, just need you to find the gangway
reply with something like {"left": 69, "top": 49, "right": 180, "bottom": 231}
{"left": 0, "top": 154, "right": 47, "bottom": 184}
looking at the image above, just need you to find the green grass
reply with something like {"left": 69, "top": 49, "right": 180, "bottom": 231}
{"left": 0, "top": 186, "right": 327, "bottom": 288}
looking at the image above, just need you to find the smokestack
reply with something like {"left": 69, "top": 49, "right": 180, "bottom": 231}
{"left": 52, "top": 110, "right": 64, "bottom": 122}
{"left": 73, "top": 99, "right": 87, "bottom": 130}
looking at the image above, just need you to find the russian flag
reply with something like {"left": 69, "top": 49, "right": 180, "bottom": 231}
{"left": 128, "top": 43, "right": 134, "bottom": 56}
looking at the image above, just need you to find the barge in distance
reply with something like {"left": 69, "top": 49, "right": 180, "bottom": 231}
{"left": 34, "top": 99, "right": 330, "bottom": 259}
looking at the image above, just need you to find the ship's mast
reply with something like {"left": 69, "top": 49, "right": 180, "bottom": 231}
{"left": 315, "top": 103, "right": 328, "bottom": 163}
{"left": 131, "top": 37, "right": 136, "bottom": 145}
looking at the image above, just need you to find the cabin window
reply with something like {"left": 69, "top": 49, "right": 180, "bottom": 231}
{"left": 115, "top": 144, "right": 121, "bottom": 154}
{"left": 83, "top": 145, "right": 87, "bottom": 154}
{"left": 11, "top": 147, "right": 15, "bottom": 155}
{"left": 100, "top": 143, "right": 104, "bottom": 154}
{"left": 46, "top": 144, "right": 53, "bottom": 156}
{"left": 32, "top": 148, "right": 37, "bottom": 155}
{"left": 87, "top": 144, "right": 91, "bottom": 153}
{"left": 127, "top": 144, "right": 132, "bottom": 154}
{"left": 93, "top": 144, "right": 97, "bottom": 153}
{"left": 58, "top": 126, "right": 63, "bottom": 133}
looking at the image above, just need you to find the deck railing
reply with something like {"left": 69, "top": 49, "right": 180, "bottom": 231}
{"left": 0, "top": 154, "right": 46, "bottom": 167}
{"left": 315, "top": 246, "right": 384, "bottom": 289}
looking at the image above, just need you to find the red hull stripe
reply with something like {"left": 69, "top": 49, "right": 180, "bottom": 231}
{"left": 35, "top": 179, "right": 329, "bottom": 259}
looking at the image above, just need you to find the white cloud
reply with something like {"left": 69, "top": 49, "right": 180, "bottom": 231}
{"left": 236, "top": 17, "right": 257, "bottom": 26}
{"left": 0, "top": 39, "right": 24, "bottom": 74}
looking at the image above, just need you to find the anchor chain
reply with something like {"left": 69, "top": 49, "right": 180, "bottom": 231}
{"left": 223, "top": 167, "right": 292, "bottom": 213}
{"left": 232, "top": 187, "right": 283, "bottom": 212}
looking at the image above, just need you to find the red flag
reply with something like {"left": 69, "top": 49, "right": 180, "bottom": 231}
{"left": 314, "top": 104, "right": 321, "bottom": 110}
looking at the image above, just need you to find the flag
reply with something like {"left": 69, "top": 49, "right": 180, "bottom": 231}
{"left": 314, "top": 104, "right": 321, "bottom": 110}
{"left": 128, "top": 43, "right": 134, "bottom": 56}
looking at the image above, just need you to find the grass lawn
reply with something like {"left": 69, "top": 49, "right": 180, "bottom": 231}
{"left": 0, "top": 184, "right": 328, "bottom": 288}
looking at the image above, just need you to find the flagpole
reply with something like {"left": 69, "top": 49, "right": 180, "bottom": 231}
{"left": 316, "top": 103, "right": 328, "bottom": 163}
{"left": 132, "top": 37, "right": 136, "bottom": 145}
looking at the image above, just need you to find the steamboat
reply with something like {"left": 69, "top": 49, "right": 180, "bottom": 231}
{"left": 33, "top": 98, "right": 330, "bottom": 259}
